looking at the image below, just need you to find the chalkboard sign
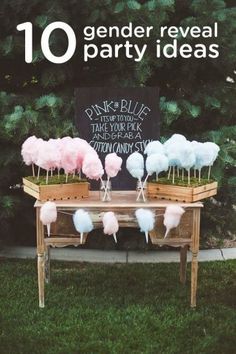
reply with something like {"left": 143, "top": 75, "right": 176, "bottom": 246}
{"left": 75, "top": 87, "right": 160, "bottom": 190}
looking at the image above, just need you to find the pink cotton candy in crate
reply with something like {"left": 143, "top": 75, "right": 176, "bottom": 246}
{"left": 102, "top": 212, "right": 119, "bottom": 243}
{"left": 82, "top": 153, "right": 104, "bottom": 180}
{"left": 60, "top": 138, "right": 78, "bottom": 174}
{"left": 105, "top": 153, "right": 122, "bottom": 178}
{"left": 21, "top": 135, "right": 38, "bottom": 166}
{"left": 36, "top": 140, "right": 61, "bottom": 172}
{"left": 73, "top": 137, "right": 97, "bottom": 172}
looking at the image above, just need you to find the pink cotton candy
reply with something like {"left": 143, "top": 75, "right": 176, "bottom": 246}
{"left": 36, "top": 140, "right": 60, "bottom": 171}
{"left": 40, "top": 201, "right": 57, "bottom": 236}
{"left": 102, "top": 212, "right": 119, "bottom": 243}
{"left": 82, "top": 153, "right": 104, "bottom": 180}
{"left": 21, "top": 136, "right": 38, "bottom": 166}
{"left": 73, "top": 138, "right": 97, "bottom": 171}
{"left": 60, "top": 139, "right": 78, "bottom": 174}
{"left": 105, "top": 153, "right": 122, "bottom": 178}
{"left": 164, "top": 205, "right": 185, "bottom": 238}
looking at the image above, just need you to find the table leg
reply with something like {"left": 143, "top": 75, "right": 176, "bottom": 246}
{"left": 180, "top": 245, "right": 188, "bottom": 285}
{"left": 45, "top": 246, "right": 51, "bottom": 284}
{"left": 36, "top": 208, "right": 45, "bottom": 308}
{"left": 191, "top": 208, "right": 201, "bottom": 308}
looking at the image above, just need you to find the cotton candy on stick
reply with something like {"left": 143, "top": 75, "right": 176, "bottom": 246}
{"left": 163, "top": 205, "right": 185, "bottom": 238}
{"left": 144, "top": 140, "right": 164, "bottom": 156}
{"left": 82, "top": 153, "right": 104, "bottom": 189}
{"left": 40, "top": 201, "right": 57, "bottom": 236}
{"left": 73, "top": 137, "right": 97, "bottom": 178}
{"left": 73, "top": 209, "right": 93, "bottom": 244}
{"left": 36, "top": 140, "right": 60, "bottom": 183}
{"left": 135, "top": 209, "right": 155, "bottom": 243}
{"left": 203, "top": 142, "right": 220, "bottom": 180}
{"left": 178, "top": 141, "right": 196, "bottom": 185}
{"left": 137, "top": 153, "right": 169, "bottom": 201}
{"left": 103, "top": 153, "right": 122, "bottom": 201}
{"left": 102, "top": 212, "right": 119, "bottom": 243}
{"left": 126, "top": 152, "right": 145, "bottom": 201}
{"left": 60, "top": 138, "right": 79, "bottom": 182}
{"left": 21, "top": 136, "right": 39, "bottom": 177}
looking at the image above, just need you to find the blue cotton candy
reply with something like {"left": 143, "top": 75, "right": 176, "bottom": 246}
{"left": 135, "top": 209, "right": 155, "bottom": 232}
{"left": 73, "top": 209, "right": 93, "bottom": 234}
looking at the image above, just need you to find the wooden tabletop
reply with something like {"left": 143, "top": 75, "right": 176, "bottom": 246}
{"left": 34, "top": 191, "right": 203, "bottom": 209}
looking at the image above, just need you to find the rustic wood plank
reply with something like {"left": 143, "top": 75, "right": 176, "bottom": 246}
{"left": 180, "top": 245, "right": 188, "bottom": 284}
{"left": 147, "top": 182, "right": 217, "bottom": 202}
{"left": 23, "top": 178, "right": 90, "bottom": 201}
{"left": 191, "top": 208, "right": 201, "bottom": 308}
{"left": 34, "top": 191, "right": 203, "bottom": 208}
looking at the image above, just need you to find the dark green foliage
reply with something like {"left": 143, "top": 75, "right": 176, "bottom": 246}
{"left": 0, "top": 259, "right": 236, "bottom": 353}
{"left": 0, "top": 0, "right": 235, "bottom": 245}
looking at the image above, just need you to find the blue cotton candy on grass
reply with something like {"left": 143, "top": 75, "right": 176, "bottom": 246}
{"left": 73, "top": 209, "right": 93, "bottom": 244}
{"left": 135, "top": 209, "right": 155, "bottom": 243}
{"left": 146, "top": 153, "right": 169, "bottom": 180}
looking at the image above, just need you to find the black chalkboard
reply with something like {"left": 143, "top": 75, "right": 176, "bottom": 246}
{"left": 75, "top": 87, "right": 160, "bottom": 190}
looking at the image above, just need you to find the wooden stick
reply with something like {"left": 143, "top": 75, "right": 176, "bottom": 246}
{"left": 188, "top": 169, "right": 190, "bottom": 185}
{"left": 194, "top": 169, "right": 196, "bottom": 178}
{"left": 172, "top": 166, "right": 175, "bottom": 184}
{"left": 136, "top": 176, "right": 148, "bottom": 202}
{"left": 32, "top": 164, "right": 35, "bottom": 177}
{"left": 198, "top": 169, "right": 201, "bottom": 182}
{"left": 46, "top": 170, "right": 49, "bottom": 184}
{"left": 80, "top": 232, "right": 83, "bottom": 244}
{"left": 167, "top": 166, "right": 171, "bottom": 179}
{"left": 57, "top": 168, "right": 60, "bottom": 179}
{"left": 145, "top": 231, "right": 149, "bottom": 244}
{"left": 37, "top": 166, "right": 41, "bottom": 180}
{"left": 102, "top": 177, "right": 110, "bottom": 202}
{"left": 113, "top": 233, "right": 117, "bottom": 243}
{"left": 208, "top": 165, "right": 211, "bottom": 181}
{"left": 177, "top": 167, "right": 179, "bottom": 177}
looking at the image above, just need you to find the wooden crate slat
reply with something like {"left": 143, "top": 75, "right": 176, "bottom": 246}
{"left": 23, "top": 178, "right": 90, "bottom": 201}
{"left": 147, "top": 181, "right": 217, "bottom": 202}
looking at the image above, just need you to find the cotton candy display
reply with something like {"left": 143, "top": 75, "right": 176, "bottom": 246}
{"left": 21, "top": 136, "right": 98, "bottom": 184}
{"left": 73, "top": 209, "right": 93, "bottom": 244}
{"left": 102, "top": 212, "right": 119, "bottom": 243}
{"left": 82, "top": 153, "right": 104, "bottom": 180}
{"left": 163, "top": 205, "right": 185, "bottom": 238}
{"left": 135, "top": 208, "right": 155, "bottom": 243}
{"left": 40, "top": 201, "right": 57, "bottom": 236}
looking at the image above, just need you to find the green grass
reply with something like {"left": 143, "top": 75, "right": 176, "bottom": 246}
{"left": 151, "top": 177, "right": 215, "bottom": 187}
{"left": 25, "top": 175, "right": 87, "bottom": 185}
{"left": 0, "top": 259, "right": 235, "bottom": 354}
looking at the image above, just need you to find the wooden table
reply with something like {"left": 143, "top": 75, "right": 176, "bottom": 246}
{"left": 35, "top": 191, "right": 203, "bottom": 308}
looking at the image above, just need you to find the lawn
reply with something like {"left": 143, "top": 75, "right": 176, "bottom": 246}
{"left": 0, "top": 259, "right": 235, "bottom": 354}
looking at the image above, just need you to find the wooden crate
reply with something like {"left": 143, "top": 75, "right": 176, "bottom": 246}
{"left": 147, "top": 181, "right": 217, "bottom": 202}
{"left": 23, "top": 177, "right": 90, "bottom": 201}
